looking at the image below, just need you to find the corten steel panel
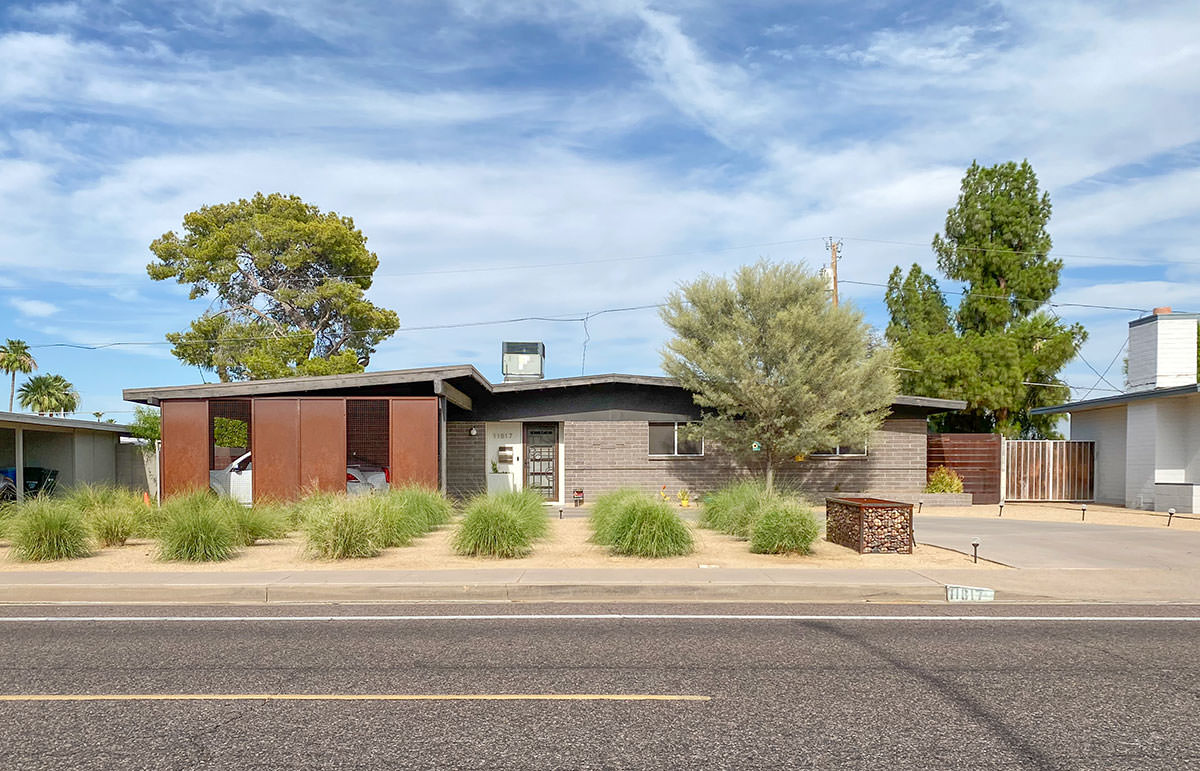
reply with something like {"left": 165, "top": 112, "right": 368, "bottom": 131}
{"left": 389, "top": 398, "right": 439, "bottom": 488}
{"left": 300, "top": 398, "right": 347, "bottom": 494}
{"left": 253, "top": 398, "right": 300, "bottom": 501}
{"left": 161, "top": 400, "right": 210, "bottom": 498}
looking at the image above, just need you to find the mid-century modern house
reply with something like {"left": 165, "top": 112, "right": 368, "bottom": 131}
{"left": 124, "top": 342, "right": 965, "bottom": 505}
{"left": 1033, "top": 307, "right": 1200, "bottom": 512}
{"left": 1, "top": 412, "right": 144, "bottom": 501}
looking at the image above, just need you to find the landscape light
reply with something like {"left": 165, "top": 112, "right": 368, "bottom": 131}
{"left": 1081, "top": 503, "right": 1087, "bottom": 521}
{"left": 998, "top": 502, "right": 1004, "bottom": 517}
{"left": 918, "top": 499, "right": 924, "bottom": 514}
{"left": 1168, "top": 508, "right": 1176, "bottom": 527}
{"left": 971, "top": 538, "right": 981, "bottom": 564}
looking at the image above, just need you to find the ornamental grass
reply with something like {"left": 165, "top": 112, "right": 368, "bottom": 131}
{"left": 453, "top": 490, "right": 547, "bottom": 558}
{"left": 156, "top": 492, "right": 240, "bottom": 562}
{"left": 748, "top": 498, "right": 821, "bottom": 555}
{"left": 605, "top": 496, "right": 694, "bottom": 558}
{"left": 8, "top": 497, "right": 92, "bottom": 561}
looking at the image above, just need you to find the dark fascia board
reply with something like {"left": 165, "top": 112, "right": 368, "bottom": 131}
{"left": 123, "top": 365, "right": 491, "bottom": 406}
{"left": 1031, "top": 384, "right": 1200, "bottom": 415}
{"left": 0, "top": 411, "right": 131, "bottom": 434}
{"left": 123, "top": 365, "right": 966, "bottom": 415}
{"left": 1128, "top": 312, "right": 1200, "bottom": 329}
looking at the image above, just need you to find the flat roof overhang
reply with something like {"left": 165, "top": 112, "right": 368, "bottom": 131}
{"left": 1031, "top": 384, "right": 1200, "bottom": 416}
{"left": 0, "top": 411, "right": 130, "bottom": 434}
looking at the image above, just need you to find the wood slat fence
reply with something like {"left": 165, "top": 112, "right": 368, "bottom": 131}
{"left": 1004, "top": 440, "right": 1095, "bottom": 502}
{"left": 926, "top": 434, "right": 1002, "bottom": 505}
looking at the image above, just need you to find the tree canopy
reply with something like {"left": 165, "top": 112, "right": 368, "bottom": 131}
{"left": 17, "top": 374, "right": 79, "bottom": 416}
{"left": 0, "top": 339, "right": 37, "bottom": 412}
{"left": 886, "top": 160, "right": 1085, "bottom": 437}
{"left": 660, "top": 261, "right": 897, "bottom": 490}
{"left": 148, "top": 193, "right": 400, "bottom": 381}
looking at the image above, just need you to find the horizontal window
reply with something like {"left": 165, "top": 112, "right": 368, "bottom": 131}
{"left": 649, "top": 422, "right": 703, "bottom": 457}
{"left": 809, "top": 445, "right": 867, "bottom": 458}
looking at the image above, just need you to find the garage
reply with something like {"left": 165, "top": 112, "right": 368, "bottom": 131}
{"left": 0, "top": 413, "right": 131, "bottom": 501}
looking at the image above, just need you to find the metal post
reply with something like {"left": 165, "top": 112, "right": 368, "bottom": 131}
{"left": 438, "top": 396, "right": 447, "bottom": 495}
{"left": 14, "top": 427, "right": 23, "bottom": 502}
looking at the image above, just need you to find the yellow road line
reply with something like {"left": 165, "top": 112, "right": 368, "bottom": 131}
{"left": 0, "top": 693, "right": 710, "bottom": 702}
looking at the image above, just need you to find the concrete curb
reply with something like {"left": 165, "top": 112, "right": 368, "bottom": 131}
{"left": 0, "top": 581, "right": 1054, "bottom": 605}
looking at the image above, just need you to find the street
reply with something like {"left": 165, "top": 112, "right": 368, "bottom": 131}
{"left": 0, "top": 603, "right": 1197, "bottom": 770}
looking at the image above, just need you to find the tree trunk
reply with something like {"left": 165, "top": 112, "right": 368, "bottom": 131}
{"left": 8, "top": 373, "right": 13, "bottom": 412}
{"left": 764, "top": 452, "right": 775, "bottom": 494}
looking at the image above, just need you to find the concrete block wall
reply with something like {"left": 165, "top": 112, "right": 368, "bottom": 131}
{"left": 446, "top": 422, "right": 486, "bottom": 499}
{"left": 562, "top": 418, "right": 928, "bottom": 500}
{"left": 1125, "top": 401, "right": 1157, "bottom": 509}
{"left": 1069, "top": 408, "right": 1127, "bottom": 505}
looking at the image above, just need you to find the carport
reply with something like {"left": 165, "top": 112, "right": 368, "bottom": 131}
{"left": 0, "top": 412, "right": 130, "bottom": 501}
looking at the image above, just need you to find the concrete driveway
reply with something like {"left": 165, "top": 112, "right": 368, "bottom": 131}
{"left": 915, "top": 516, "right": 1200, "bottom": 569}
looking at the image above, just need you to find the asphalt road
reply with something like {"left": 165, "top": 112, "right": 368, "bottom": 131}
{"left": 915, "top": 515, "right": 1200, "bottom": 568}
{"left": 0, "top": 603, "right": 1198, "bottom": 770}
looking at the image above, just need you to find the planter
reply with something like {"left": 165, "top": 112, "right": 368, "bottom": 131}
{"left": 825, "top": 497, "right": 913, "bottom": 554}
{"left": 486, "top": 472, "right": 513, "bottom": 494}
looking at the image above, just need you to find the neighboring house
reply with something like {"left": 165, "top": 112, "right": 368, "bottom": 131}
{"left": 1033, "top": 307, "right": 1200, "bottom": 512}
{"left": 124, "top": 343, "right": 964, "bottom": 504}
{"left": 0, "top": 412, "right": 147, "bottom": 500}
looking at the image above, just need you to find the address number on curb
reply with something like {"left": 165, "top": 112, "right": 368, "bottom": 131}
{"left": 946, "top": 585, "right": 995, "bottom": 603}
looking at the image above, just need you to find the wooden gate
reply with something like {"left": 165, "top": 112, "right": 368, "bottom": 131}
{"left": 1004, "top": 440, "right": 1094, "bottom": 502}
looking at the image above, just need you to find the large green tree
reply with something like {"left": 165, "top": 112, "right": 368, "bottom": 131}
{"left": 886, "top": 160, "right": 1085, "bottom": 437}
{"left": 0, "top": 339, "right": 37, "bottom": 412}
{"left": 148, "top": 193, "right": 400, "bottom": 381}
{"left": 661, "top": 261, "right": 897, "bottom": 491}
{"left": 17, "top": 373, "right": 79, "bottom": 416}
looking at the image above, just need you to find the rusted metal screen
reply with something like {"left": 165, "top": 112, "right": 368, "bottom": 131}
{"left": 1005, "top": 440, "right": 1095, "bottom": 502}
{"left": 252, "top": 398, "right": 300, "bottom": 502}
{"left": 347, "top": 399, "right": 390, "bottom": 468}
{"left": 389, "top": 398, "right": 439, "bottom": 488}
{"left": 209, "top": 399, "right": 251, "bottom": 471}
{"left": 926, "top": 433, "right": 1002, "bottom": 504}
{"left": 160, "top": 400, "right": 209, "bottom": 498}
{"left": 300, "top": 399, "right": 347, "bottom": 494}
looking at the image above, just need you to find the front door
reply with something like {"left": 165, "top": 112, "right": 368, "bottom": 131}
{"left": 524, "top": 423, "right": 558, "bottom": 501}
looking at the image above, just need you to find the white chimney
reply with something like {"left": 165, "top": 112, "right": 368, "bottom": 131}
{"left": 1126, "top": 307, "right": 1198, "bottom": 392}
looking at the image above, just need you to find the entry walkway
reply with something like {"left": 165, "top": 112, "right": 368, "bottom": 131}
{"left": 915, "top": 515, "right": 1200, "bottom": 569}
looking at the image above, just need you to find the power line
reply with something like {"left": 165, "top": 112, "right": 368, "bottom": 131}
{"left": 840, "top": 236, "right": 1178, "bottom": 266}
{"left": 839, "top": 279, "right": 1153, "bottom": 314}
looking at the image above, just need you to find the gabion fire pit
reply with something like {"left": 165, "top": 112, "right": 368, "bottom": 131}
{"left": 825, "top": 497, "right": 913, "bottom": 554}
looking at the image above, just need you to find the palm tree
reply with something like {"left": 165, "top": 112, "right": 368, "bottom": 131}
{"left": 0, "top": 339, "right": 37, "bottom": 412}
{"left": 17, "top": 374, "right": 79, "bottom": 416}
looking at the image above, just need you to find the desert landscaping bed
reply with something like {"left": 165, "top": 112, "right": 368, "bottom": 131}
{"left": 0, "top": 516, "right": 995, "bottom": 572}
{"left": 915, "top": 502, "right": 1200, "bottom": 531}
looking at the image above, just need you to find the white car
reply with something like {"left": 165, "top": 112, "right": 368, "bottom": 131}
{"left": 210, "top": 452, "right": 390, "bottom": 504}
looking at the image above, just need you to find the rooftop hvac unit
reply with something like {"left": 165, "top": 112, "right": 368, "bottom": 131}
{"left": 502, "top": 341, "right": 545, "bottom": 382}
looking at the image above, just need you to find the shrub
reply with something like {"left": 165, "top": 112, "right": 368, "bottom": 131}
{"left": 589, "top": 489, "right": 646, "bottom": 545}
{"left": 925, "top": 466, "right": 965, "bottom": 494}
{"left": 302, "top": 497, "right": 382, "bottom": 559}
{"left": 8, "top": 498, "right": 92, "bottom": 561}
{"left": 453, "top": 491, "right": 547, "bottom": 558}
{"left": 157, "top": 492, "right": 239, "bottom": 562}
{"left": 89, "top": 507, "right": 137, "bottom": 547}
{"left": 607, "top": 497, "right": 694, "bottom": 558}
{"left": 372, "top": 487, "right": 454, "bottom": 548}
{"left": 749, "top": 498, "right": 821, "bottom": 555}
{"left": 700, "top": 481, "right": 767, "bottom": 539}
{"left": 229, "top": 504, "right": 290, "bottom": 547}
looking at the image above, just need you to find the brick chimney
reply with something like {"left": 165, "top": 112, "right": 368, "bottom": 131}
{"left": 1126, "top": 307, "right": 1198, "bottom": 391}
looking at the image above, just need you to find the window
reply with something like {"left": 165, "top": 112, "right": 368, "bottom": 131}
{"left": 810, "top": 445, "right": 867, "bottom": 458}
{"left": 649, "top": 422, "right": 703, "bottom": 457}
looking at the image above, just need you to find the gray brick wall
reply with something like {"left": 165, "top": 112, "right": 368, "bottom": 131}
{"left": 562, "top": 418, "right": 927, "bottom": 500}
{"left": 446, "top": 422, "right": 486, "bottom": 499}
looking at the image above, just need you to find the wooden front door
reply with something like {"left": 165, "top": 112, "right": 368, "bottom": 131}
{"left": 523, "top": 423, "right": 558, "bottom": 501}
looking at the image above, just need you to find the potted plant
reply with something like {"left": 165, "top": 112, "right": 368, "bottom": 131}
{"left": 487, "top": 459, "right": 513, "bottom": 494}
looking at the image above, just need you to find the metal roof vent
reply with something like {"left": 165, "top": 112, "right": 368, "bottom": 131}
{"left": 502, "top": 342, "right": 545, "bottom": 382}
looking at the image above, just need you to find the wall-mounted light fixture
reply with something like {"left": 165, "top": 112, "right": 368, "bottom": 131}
{"left": 468, "top": 427, "right": 478, "bottom": 436}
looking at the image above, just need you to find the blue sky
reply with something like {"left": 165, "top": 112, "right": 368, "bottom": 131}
{"left": 2, "top": 0, "right": 1199, "bottom": 420}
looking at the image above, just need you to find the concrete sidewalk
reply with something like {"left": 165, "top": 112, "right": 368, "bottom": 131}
{"left": 2, "top": 566, "right": 1199, "bottom": 604}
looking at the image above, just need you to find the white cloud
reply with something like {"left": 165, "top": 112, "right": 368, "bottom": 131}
{"left": 9, "top": 298, "right": 59, "bottom": 317}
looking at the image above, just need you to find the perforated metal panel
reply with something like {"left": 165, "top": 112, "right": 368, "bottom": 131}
{"left": 209, "top": 399, "right": 251, "bottom": 471}
{"left": 347, "top": 399, "right": 390, "bottom": 468}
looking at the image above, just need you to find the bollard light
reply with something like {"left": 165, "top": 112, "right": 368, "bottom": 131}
{"left": 1168, "top": 507, "right": 1176, "bottom": 527}
{"left": 998, "top": 502, "right": 1004, "bottom": 518}
{"left": 559, "top": 508, "right": 564, "bottom": 520}
{"left": 918, "top": 499, "right": 924, "bottom": 514}
{"left": 1081, "top": 503, "right": 1087, "bottom": 521}
{"left": 971, "top": 538, "right": 981, "bottom": 564}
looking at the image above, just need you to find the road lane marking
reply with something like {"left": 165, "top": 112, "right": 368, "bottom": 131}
{"left": 0, "top": 693, "right": 710, "bottom": 702}
{"left": 0, "top": 614, "right": 1197, "bottom": 622}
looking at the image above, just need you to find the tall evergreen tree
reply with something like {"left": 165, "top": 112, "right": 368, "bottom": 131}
{"left": 886, "top": 160, "right": 1085, "bottom": 437}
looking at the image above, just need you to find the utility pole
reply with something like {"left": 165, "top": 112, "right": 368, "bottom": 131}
{"left": 825, "top": 237, "right": 842, "bottom": 306}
